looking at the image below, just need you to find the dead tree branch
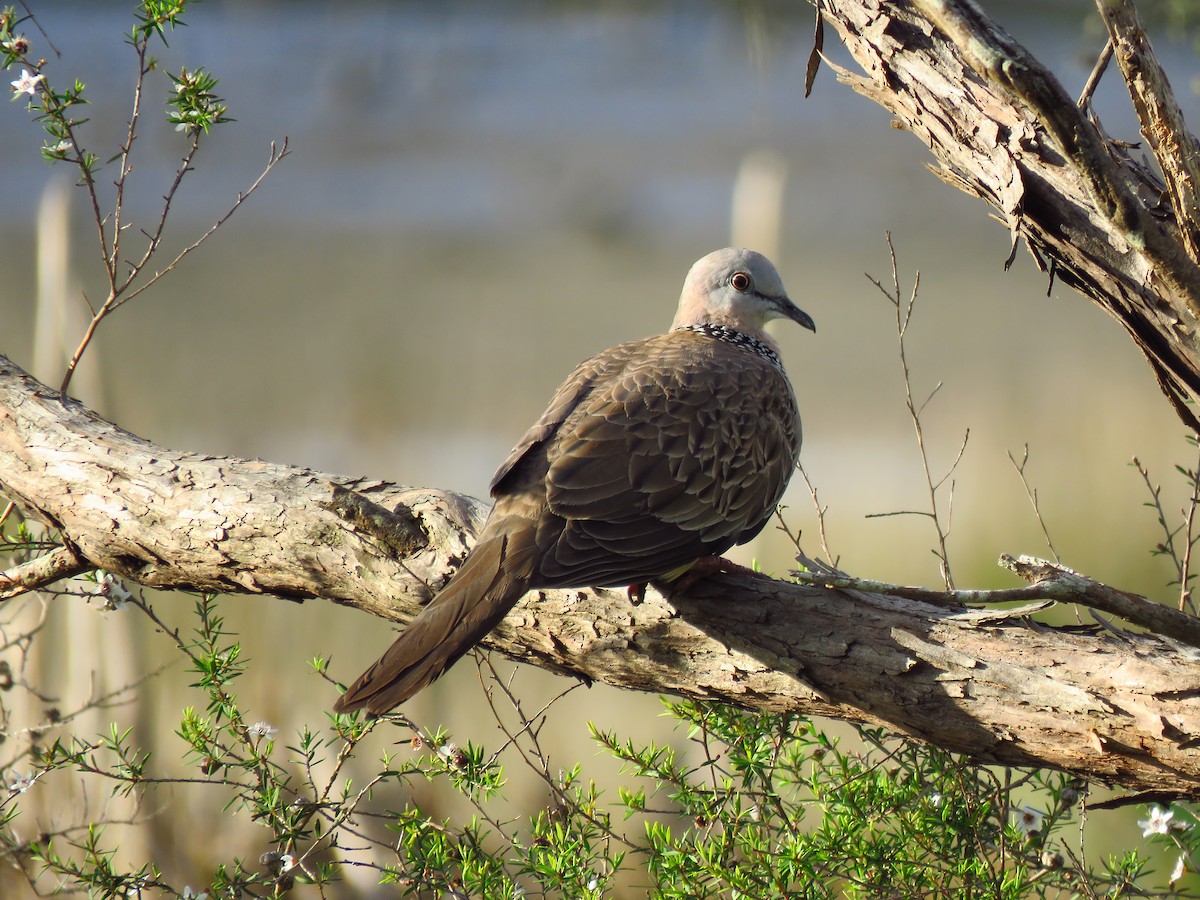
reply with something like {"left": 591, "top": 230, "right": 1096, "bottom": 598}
{"left": 2, "top": 352, "right": 1200, "bottom": 798}
{"left": 820, "top": 0, "right": 1200, "bottom": 431}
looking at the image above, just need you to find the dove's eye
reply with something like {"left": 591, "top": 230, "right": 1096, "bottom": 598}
{"left": 730, "top": 272, "right": 752, "bottom": 292}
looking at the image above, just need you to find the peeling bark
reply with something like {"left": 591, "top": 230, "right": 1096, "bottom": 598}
{"left": 820, "top": 0, "right": 1200, "bottom": 430}
{"left": 3, "top": 352, "right": 1200, "bottom": 798}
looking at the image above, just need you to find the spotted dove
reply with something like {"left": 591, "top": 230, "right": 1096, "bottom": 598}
{"left": 334, "top": 247, "right": 815, "bottom": 715}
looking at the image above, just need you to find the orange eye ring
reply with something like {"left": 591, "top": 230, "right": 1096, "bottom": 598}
{"left": 730, "top": 272, "right": 752, "bottom": 292}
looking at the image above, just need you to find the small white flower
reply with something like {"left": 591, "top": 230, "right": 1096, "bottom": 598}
{"left": 1012, "top": 805, "right": 1043, "bottom": 836}
{"left": 927, "top": 790, "right": 943, "bottom": 808}
{"left": 7, "top": 771, "right": 35, "bottom": 794}
{"left": 247, "top": 721, "right": 277, "bottom": 740}
{"left": 182, "top": 888, "right": 209, "bottom": 900}
{"left": 511, "top": 887, "right": 525, "bottom": 899}
{"left": 10, "top": 68, "right": 43, "bottom": 96}
{"left": 45, "top": 139, "right": 72, "bottom": 156}
{"left": 1171, "top": 854, "right": 1187, "bottom": 886}
{"left": 1139, "top": 804, "right": 1174, "bottom": 837}
{"left": 9, "top": 67, "right": 40, "bottom": 94}
{"left": 87, "top": 572, "right": 132, "bottom": 611}
{"left": 586, "top": 874, "right": 599, "bottom": 891}
{"left": 278, "top": 853, "right": 295, "bottom": 873}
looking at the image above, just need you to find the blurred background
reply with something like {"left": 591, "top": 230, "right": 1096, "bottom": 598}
{"left": 1, "top": 0, "right": 1198, "bottom": 894}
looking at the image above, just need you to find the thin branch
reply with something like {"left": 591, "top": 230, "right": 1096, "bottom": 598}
{"left": 109, "top": 137, "right": 290, "bottom": 314}
{"left": 867, "top": 232, "right": 958, "bottom": 588}
{"left": 1007, "top": 445, "right": 1061, "bottom": 563}
{"left": 125, "top": 136, "right": 201, "bottom": 287}
{"left": 793, "top": 553, "right": 1200, "bottom": 649}
{"left": 1077, "top": 38, "right": 1113, "bottom": 110}
{"left": 16, "top": 3, "right": 58, "bottom": 58}
{"left": 917, "top": 380, "right": 943, "bottom": 418}
{"left": 1181, "top": 440, "right": 1200, "bottom": 613}
{"left": 59, "top": 138, "right": 289, "bottom": 395}
{"left": 0, "top": 546, "right": 90, "bottom": 600}
{"left": 1002, "top": 554, "right": 1200, "bottom": 648}
{"left": 1131, "top": 454, "right": 1200, "bottom": 607}
{"left": 793, "top": 463, "right": 837, "bottom": 566}
{"left": 865, "top": 509, "right": 935, "bottom": 520}
{"left": 932, "top": 428, "right": 969, "bottom": 494}
{"left": 792, "top": 560, "right": 1024, "bottom": 610}
{"left": 60, "top": 135, "right": 203, "bottom": 396}
{"left": 109, "top": 40, "right": 153, "bottom": 279}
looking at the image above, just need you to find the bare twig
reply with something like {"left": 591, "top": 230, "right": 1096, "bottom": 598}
{"left": 1007, "top": 445, "right": 1061, "bottom": 563}
{"left": 1131, "top": 453, "right": 1200, "bottom": 610}
{"left": 793, "top": 554, "right": 1200, "bottom": 648}
{"left": 16, "top": 3, "right": 58, "bottom": 58}
{"left": 60, "top": 138, "right": 290, "bottom": 395}
{"left": 867, "top": 233, "right": 962, "bottom": 588}
{"left": 792, "top": 565, "right": 1011, "bottom": 609}
{"left": 115, "top": 139, "right": 290, "bottom": 313}
{"left": 1077, "top": 39, "right": 1113, "bottom": 110}
{"left": 109, "top": 39, "right": 155, "bottom": 282}
{"left": 794, "top": 463, "right": 837, "bottom": 565}
{"left": 1180, "top": 440, "right": 1200, "bottom": 613}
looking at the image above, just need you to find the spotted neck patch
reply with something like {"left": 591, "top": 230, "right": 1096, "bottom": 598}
{"left": 676, "top": 323, "right": 783, "bottom": 370}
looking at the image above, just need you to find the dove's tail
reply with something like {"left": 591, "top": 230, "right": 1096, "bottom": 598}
{"left": 333, "top": 516, "right": 537, "bottom": 716}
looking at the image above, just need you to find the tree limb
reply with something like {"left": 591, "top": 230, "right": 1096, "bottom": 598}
{"left": 1096, "top": 0, "right": 1200, "bottom": 264}
{"left": 793, "top": 553, "right": 1200, "bottom": 648}
{"left": 0, "top": 545, "right": 89, "bottom": 599}
{"left": 820, "top": 0, "right": 1200, "bottom": 431}
{"left": 3, "top": 351, "right": 1200, "bottom": 798}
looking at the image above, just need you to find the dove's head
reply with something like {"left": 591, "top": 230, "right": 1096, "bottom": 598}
{"left": 672, "top": 248, "right": 815, "bottom": 345}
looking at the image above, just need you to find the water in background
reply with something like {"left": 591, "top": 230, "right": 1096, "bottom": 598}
{"left": 0, "top": 0, "right": 1195, "bottom": 893}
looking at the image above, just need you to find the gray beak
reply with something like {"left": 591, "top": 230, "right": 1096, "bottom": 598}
{"left": 776, "top": 296, "right": 816, "bottom": 333}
